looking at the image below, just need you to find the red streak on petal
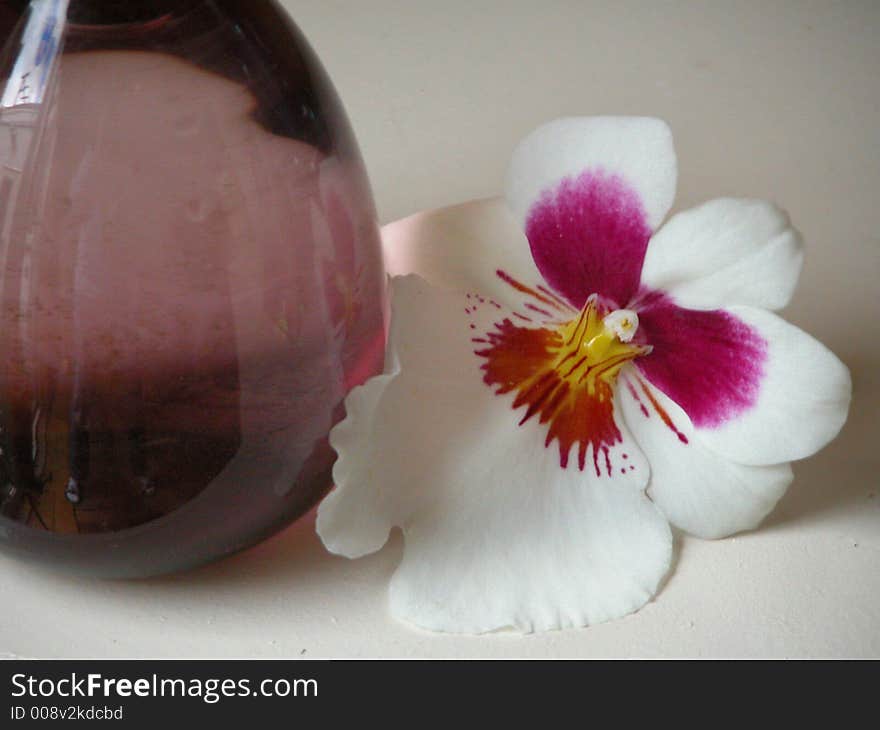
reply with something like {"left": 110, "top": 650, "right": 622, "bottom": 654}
{"left": 537, "top": 284, "right": 576, "bottom": 313}
{"left": 540, "top": 381, "right": 570, "bottom": 424}
{"left": 638, "top": 378, "right": 689, "bottom": 444}
{"left": 584, "top": 352, "right": 642, "bottom": 385}
{"left": 626, "top": 380, "right": 650, "bottom": 418}
{"left": 525, "top": 302, "right": 554, "bottom": 318}
{"left": 513, "top": 370, "right": 557, "bottom": 412}
{"left": 563, "top": 355, "right": 589, "bottom": 379}
{"left": 496, "top": 269, "right": 567, "bottom": 312}
{"left": 517, "top": 377, "right": 562, "bottom": 426}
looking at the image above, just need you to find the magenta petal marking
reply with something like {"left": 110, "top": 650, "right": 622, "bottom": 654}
{"left": 634, "top": 290, "right": 767, "bottom": 429}
{"left": 524, "top": 169, "right": 652, "bottom": 309}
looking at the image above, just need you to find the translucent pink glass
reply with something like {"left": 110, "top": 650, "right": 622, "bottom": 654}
{"left": 0, "top": 0, "right": 387, "bottom": 576}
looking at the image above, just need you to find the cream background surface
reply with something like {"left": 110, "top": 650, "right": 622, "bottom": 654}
{"left": 2, "top": 0, "right": 878, "bottom": 658}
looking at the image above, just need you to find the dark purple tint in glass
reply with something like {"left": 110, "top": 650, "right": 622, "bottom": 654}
{"left": 0, "top": 0, "right": 387, "bottom": 576}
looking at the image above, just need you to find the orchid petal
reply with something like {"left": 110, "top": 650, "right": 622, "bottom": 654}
{"left": 381, "top": 198, "right": 554, "bottom": 313}
{"left": 690, "top": 305, "right": 852, "bottom": 466}
{"left": 641, "top": 198, "right": 804, "bottom": 311}
{"left": 318, "top": 276, "right": 672, "bottom": 633}
{"left": 389, "top": 462, "right": 672, "bottom": 634}
{"left": 619, "top": 372, "right": 794, "bottom": 538}
{"left": 505, "top": 117, "right": 677, "bottom": 308}
{"left": 635, "top": 294, "right": 850, "bottom": 465}
{"left": 635, "top": 291, "right": 768, "bottom": 430}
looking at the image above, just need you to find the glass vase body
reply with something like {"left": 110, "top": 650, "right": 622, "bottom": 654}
{"left": 0, "top": 0, "right": 387, "bottom": 577}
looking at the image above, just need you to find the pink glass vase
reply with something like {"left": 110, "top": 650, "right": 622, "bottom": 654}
{"left": 0, "top": 0, "right": 387, "bottom": 576}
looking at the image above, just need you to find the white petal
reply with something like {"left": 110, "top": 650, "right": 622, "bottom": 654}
{"left": 694, "top": 306, "right": 851, "bottom": 466}
{"left": 381, "top": 198, "right": 556, "bottom": 312}
{"left": 619, "top": 373, "right": 794, "bottom": 539}
{"left": 640, "top": 198, "right": 804, "bottom": 311}
{"left": 505, "top": 117, "right": 677, "bottom": 232}
{"left": 318, "top": 368, "right": 400, "bottom": 558}
{"left": 318, "top": 276, "right": 672, "bottom": 633}
{"left": 390, "top": 464, "right": 672, "bottom": 634}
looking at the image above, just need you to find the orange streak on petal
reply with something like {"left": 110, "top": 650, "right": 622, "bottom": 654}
{"left": 495, "top": 269, "right": 567, "bottom": 313}
{"left": 638, "top": 378, "right": 689, "bottom": 444}
{"left": 537, "top": 284, "right": 577, "bottom": 312}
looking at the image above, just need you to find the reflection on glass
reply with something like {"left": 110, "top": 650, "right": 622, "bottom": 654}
{"left": 0, "top": 0, "right": 387, "bottom": 576}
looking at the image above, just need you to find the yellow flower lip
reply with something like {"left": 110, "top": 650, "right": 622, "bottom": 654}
{"left": 553, "top": 296, "right": 651, "bottom": 395}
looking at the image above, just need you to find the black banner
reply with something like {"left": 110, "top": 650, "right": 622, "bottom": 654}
{"left": 0, "top": 658, "right": 874, "bottom": 723}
